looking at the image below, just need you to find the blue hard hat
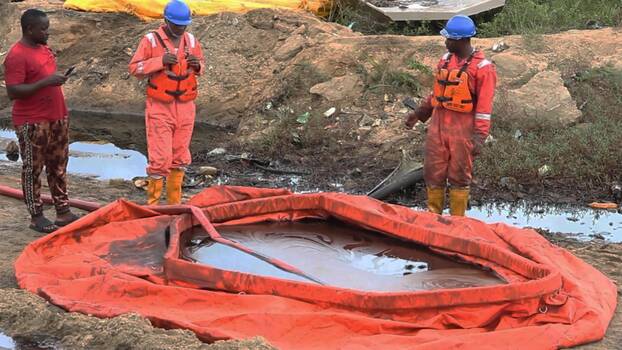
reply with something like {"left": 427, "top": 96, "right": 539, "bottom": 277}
{"left": 440, "top": 15, "right": 476, "bottom": 40}
{"left": 164, "top": 0, "right": 192, "bottom": 26}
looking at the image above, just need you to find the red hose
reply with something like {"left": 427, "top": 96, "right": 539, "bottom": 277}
{"left": 0, "top": 185, "right": 101, "bottom": 211}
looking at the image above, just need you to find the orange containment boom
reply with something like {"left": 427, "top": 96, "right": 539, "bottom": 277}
{"left": 13, "top": 186, "right": 618, "bottom": 349}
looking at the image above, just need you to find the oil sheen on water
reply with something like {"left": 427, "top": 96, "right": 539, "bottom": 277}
{"left": 182, "top": 220, "right": 504, "bottom": 292}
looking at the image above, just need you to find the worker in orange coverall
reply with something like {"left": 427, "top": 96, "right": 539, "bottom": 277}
{"left": 129, "top": 0, "right": 204, "bottom": 205}
{"left": 405, "top": 15, "right": 497, "bottom": 216}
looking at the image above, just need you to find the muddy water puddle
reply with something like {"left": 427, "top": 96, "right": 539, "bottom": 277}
{"left": 0, "top": 333, "right": 13, "bottom": 350}
{"left": 183, "top": 220, "right": 504, "bottom": 292}
{"left": 0, "top": 129, "right": 146, "bottom": 180}
{"left": 0, "top": 332, "right": 55, "bottom": 350}
{"left": 464, "top": 203, "right": 622, "bottom": 242}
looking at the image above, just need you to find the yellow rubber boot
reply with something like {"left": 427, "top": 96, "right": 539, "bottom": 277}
{"left": 166, "top": 168, "right": 185, "bottom": 205}
{"left": 147, "top": 177, "right": 164, "bottom": 205}
{"left": 449, "top": 187, "right": 470, "bottom": 216}
{"left": 426, "top": 187, "right": 446, "bottom": 214}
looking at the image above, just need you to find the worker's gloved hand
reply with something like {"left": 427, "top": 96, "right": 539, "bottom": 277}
{"left": 162, "top": 53, "right": 178, "bottom": 66}
{"left": 416, "top": 106, "right": 433, "bottom": 124}
{"left": 405, "top": 106, "right": 433, "bottom": 128}
{"left": 187, "top": 54, "right": 201, "bottom": 71}
{"left": 405, "top": 111, "right": 418, "bottom": 128}
{"left": 471, "top": 135, "right": 486, "bottom": 156}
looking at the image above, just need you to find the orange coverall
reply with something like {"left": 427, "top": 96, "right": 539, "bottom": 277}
{"left": 129, "top": 26, "right": 204, "bottom": 177}
{"left": 421, "top": 50, "right": 497, "bottom": 188}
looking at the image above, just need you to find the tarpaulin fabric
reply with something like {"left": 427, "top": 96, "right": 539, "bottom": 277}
{"left": 14, "top": 186, "right": 617, "bottom": 349}
{"left": 63, "top": 0, "right": 330, "bottom": 20}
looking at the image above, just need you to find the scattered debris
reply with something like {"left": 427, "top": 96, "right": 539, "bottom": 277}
{"left": 226, "top": 153, "right": 310, "bottom": 175}
{"left": 183, "top": 174, "right": 211, "bottom": 188}
{"left": 611, "top": 182, "right": 622, "bottom": 202}
{"left": 350, "top": 168, "right": 362, "bottom": 177}
{"left": 323, "top": 107, "right": 336, "bottom": 117}
{"left": 589, "top": 202, "right": 619, "bottom": 210}
{"left": 132, "top": 177, "right": 148, "bottom": 190}
{"left": 499, "top": 177, "right": 519, "bottom": 191}
{"left": 197, "top": 166, "right": 219, "bottom": 176}
{"left": 538, "top": 165, "right": 551, "bottom": 177}
{"left": 586, "top": 20, "right": 604, "bottom": 30}
{"left": 368, "top": 149, "right": 423, "bottom": 199}
{"left": 4, "top": 141, "right": 19, "bottom": 162}
{"left": 207, "top": 148, "right": 227, "bottom": 156}
{"left": 358, "top": 115, "right": 375, "bottom": 127}
{"left": 296, "top": 112, "right": 310, "bottom": 124}
{"left": 291, "top": 132, "right": 302, "bottom": 146}
{"left": 590, "top": 233, "right": 606, "bottom": 240}
{"left": 492, "top": 41, "right": 509, "bottom": 53}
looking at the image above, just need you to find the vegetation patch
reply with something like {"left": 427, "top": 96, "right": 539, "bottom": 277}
{"left": 474, "top": 66, "right": 622, "bottom": 191}
{"left": 275, "top": 61, "right": 328, "bottom": 103}
{"left": 357, "top": 57, "right": 422, "bottom": 95}
{"left": 326, "top": 0, "right": 622, "bottom": 37}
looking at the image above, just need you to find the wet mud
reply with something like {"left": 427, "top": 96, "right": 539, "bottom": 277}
{"left": 183, "top": 220, "right": 504, "bottom": 292}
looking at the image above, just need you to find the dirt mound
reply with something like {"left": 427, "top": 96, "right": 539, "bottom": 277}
{"left": 2, "top": 2, "right": 621, "bottom": 165}
{"left": 0, "top": 289, "right": 274, "bottom": 350}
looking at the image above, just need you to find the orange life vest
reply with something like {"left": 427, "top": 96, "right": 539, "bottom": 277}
{"left": 146, "top": 31, "right": 197, "bottom": 103}
{"left": 431, "top": 52, "right": 475, "bottom": 113}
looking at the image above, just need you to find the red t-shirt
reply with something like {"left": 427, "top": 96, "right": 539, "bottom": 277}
{"left": 3, "top": 41, "right": 67, "bottom": 126}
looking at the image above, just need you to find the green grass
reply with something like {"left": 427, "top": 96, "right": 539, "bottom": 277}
{"left": 357, "top": 57, "right": 422, "bottom": 94}
{"left": 479, "top": 0, "right": 622, "bottom": 36}
{"left": 474, "top": 66, "right": 622, "bottom": 188}
{"left": 406, "top": 58, "right": 432, "bottom": 74}
{"left": 326, "top": 0, "right": 622, "bottom": 37}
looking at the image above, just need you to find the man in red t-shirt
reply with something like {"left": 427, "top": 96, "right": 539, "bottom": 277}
{"left": 3, "top": 9, "right": 79, "bottom": 233}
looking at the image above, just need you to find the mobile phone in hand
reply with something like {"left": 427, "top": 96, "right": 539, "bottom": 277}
{"left": 65, "top": 66, "right": 76, "bottom": 76}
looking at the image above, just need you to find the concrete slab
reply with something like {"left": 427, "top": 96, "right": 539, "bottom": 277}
{"left": 363, "top": 0, "right": 505, "bottom": 21}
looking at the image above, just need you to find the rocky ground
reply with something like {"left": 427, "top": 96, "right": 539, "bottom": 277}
{"left": 0, "top": 0, "right": 621, "bottom": 348}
